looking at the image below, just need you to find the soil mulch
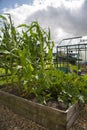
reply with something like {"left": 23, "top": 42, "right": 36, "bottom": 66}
{"left": 70, "top": 103, "right": 87, "bottom": 130}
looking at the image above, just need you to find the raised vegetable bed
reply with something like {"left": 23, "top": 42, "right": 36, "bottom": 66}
{"left": 0, "top": 90, "right": 80, "bottom": 130}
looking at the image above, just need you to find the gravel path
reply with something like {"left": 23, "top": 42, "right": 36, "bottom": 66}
{"left": 71, "top": 104, "right": 87, "bottom": 130}
{"left": 0, "top": 104, "right": 87, "bottom": 130}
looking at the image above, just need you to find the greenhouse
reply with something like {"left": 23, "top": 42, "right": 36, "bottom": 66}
{"left": 56, "top": 36, "right": 87, "bottom": 74}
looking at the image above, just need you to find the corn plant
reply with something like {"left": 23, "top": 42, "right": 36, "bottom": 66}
{"left": 16, "top": 21, "right": 54, "bottom": 97}
{"left": 0, "top": 14, "right": 21, "bottom": 86}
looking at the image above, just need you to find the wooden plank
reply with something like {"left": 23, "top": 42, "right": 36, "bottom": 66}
{"left": 0, "top": 90, "right": 67, "bottom": 130}
{"left": 66, "top": 102, "right": 79, "bottom": 122}
{"left": 0, "top": 90, "right": 80, "bottom": 130}
{"left": 66, "top": 111, "right": 79, "bottom": 129}
{"left": 66, "top": 102, "right": 79, "bottom": 129}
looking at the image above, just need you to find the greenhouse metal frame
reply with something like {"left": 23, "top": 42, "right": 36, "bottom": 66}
{"left": 56, "top": 36, "right": 87, "bottom": 73}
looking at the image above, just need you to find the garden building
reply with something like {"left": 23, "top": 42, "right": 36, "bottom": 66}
{"left": 56, "top": 36, "right": 87, "bottom": 74}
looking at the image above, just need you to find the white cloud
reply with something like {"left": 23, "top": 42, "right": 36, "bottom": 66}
{"left": 2, "top": 0, "right": 87, "bottom": 42}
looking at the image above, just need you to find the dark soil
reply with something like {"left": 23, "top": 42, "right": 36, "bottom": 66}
{"left": 0, "top": 84, "right": 68, "bottom": 110}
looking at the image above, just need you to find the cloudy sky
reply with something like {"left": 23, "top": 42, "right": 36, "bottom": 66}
{"left": 0, "top": 0, "right": 87, "bottom": 42}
